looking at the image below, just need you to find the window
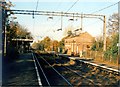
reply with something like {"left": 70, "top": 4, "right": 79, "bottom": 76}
{"left": 87, "top": 45, "right": 90, "bottom": 48}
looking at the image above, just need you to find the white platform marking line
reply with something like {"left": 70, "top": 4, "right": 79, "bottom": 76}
{"left": 68, "top": 57, "right": 120, "bottom": 73}
{"left": 32, "top": 53, "right": 42, "bottom": 86}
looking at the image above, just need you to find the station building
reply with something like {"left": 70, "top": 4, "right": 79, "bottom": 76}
{"left": 64, "top": 32, "right": 94, "bottom": 56}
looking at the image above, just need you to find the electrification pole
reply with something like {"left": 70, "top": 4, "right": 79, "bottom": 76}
{"left": 103, "top": 15, "right": 106, "bottom": 51}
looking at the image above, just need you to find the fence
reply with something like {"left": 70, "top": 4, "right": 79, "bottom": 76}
{"left": 82, "top": 50, "right": 118, "bottom": 64}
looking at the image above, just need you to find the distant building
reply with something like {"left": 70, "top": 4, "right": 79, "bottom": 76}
{"left": 64, "top": 32, "right": 94, "bottom": 56}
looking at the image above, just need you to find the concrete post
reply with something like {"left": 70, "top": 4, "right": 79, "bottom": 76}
{"left": 103, "top": 16, "right": 106, "bottom": 51}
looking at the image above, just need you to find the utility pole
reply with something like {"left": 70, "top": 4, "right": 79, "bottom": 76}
{"left": 103, "top": 15, "right": 106, "bottom": 51}
{"left": 0, "top": 0, "right": 3, "bottom": 86}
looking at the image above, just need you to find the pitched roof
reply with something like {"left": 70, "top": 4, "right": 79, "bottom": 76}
{"left": 64, "top": 32, "right": 93, "bottom": 40}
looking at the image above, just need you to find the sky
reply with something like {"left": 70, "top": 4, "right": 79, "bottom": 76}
{"left": 8, "top": 0, "right": 119, "bottom": 41}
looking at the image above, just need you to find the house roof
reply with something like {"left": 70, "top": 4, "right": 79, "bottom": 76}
{"left": 64, "top": 32, "right": 93, "bottom": 40}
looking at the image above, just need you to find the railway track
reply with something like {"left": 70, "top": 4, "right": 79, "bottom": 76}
{"left": 36, "top": 53, "right": 98, "bottom": 86}
{"left": 57, "top": 55, "right": 120, "bottom": 86}
{"left": 32, "top": 53, "right": 50, "bottom": 86}
{"left": 32, "top": 53, "right": 73, "bottom": 86}
{"left": 55, "top": 60, "right": 98, "bottom": 85}
{"left": 33, "top": 52, "right": 120, "bottom": 86}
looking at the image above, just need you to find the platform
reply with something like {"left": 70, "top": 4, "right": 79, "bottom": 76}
{"left": 68, "top": 56, "right": 120, "bottom": 73}
{"left": 2, "top": 53, "right": 39, "bottom": 86}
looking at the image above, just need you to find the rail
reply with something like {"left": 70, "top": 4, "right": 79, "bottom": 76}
{"left": 55, "top": 61, "right": 101, "bottom": 85}
{"left": 39, "top": 55, "right": 73, "bottom": 86}
{"left": 32, "top": 53, "right": 50, "bottom": 86}
{"left": 67, "top": 56, "right": 120, "bottom": 74}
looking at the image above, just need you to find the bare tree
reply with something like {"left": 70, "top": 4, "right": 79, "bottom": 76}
{"left": 107, "top": 13, "right": 118, "bottom": 35}
{"left": 63, "top": 25, "right": 74, "bottom": 36}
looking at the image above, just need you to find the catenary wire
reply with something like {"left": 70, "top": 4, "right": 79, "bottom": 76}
{"left": 48, "top": 0, "right": 80, "bottom": 33}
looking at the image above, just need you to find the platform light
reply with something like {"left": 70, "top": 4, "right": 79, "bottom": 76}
{"left": 75, "top": 29, "right": 79, "bottom": 31}
{"left": 69, "top": 18, "right": 74, "bottom": 21}
{"left": 47, "top": 16, "right": 53, "bottom": 21}
{"left": 57, "top": 28, "right": 62, "bottom": 31}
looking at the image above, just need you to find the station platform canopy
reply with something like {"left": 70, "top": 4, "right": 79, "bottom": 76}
{"left": 12, "top": 39, "right": 33, "bottom": 42}
{"left": 11, "top": 39, "right": 33, "bottom": 53}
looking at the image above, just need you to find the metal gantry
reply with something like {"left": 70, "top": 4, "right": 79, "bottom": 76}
{"left": 6, "top": 9, "right": 105, "bottom": 18}
{"left": 5, "top": 9, "right": 107, "bottom": 51}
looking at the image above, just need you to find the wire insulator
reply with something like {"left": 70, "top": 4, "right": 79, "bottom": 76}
{"left": 32, "top": 11, "right": 34, "bottom": 19}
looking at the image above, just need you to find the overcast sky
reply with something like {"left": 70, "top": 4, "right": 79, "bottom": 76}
{"left": 9, "top": 0, "right": 119, "bottom": 41}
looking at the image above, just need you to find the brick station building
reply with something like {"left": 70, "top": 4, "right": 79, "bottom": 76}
{"left": 64, "top": 32, "right": 94, "bottom": 56}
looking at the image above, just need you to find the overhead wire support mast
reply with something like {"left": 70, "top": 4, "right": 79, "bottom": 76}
{"left": 6, "top": 9, "right": 106, "bottom": 51}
